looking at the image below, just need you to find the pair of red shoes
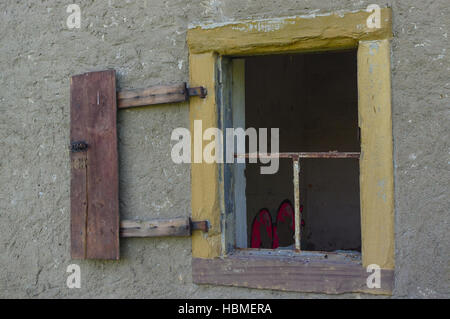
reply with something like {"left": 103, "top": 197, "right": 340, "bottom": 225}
{"left": 250, "top": 200, "right": 304, "bottom": 249}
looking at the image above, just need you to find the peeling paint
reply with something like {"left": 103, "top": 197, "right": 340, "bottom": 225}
{"left": 188, "top": 8, "right": 379, "bottom": 30}
{"left": 369, "top": 42, "right": 379, "bottom": 55}
{"left": 188, "top": 8, "right": 392, "bottom": 55}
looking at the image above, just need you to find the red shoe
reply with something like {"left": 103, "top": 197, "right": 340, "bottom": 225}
{"left": 250, "top": 208, "right": 273, "bottom": 248}
{"left": 272, "top": 200, "right": 295, "bottom": 248}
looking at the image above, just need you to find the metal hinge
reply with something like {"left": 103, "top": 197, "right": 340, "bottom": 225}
{"left": 69, "top": 141, "right": 88, "bottom": 153}
{"left": 190, "top": 219, "right": 209, "bottom": 232}
{"left": 187, "top": 86, "right": 207, "bottom": 99}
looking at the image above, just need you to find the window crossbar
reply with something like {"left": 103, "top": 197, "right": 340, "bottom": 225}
{"left": 234, "top": 152, "right": 360, "bottom": 251}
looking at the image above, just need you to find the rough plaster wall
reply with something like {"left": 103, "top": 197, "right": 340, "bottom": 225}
{"left": 0, "top": 0, "right": 448, "bottom": 298}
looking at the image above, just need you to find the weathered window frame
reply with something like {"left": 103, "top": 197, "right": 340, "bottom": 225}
{"left": 187, "top": 8, "right": 395, "bottom": 294}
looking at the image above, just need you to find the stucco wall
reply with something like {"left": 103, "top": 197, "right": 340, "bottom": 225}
{"left": 0, "top": 0, "right": 448, "bottom": 298}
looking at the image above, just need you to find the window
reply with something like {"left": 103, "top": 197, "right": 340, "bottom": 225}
{"left": 188, "top": 8, "right": 394, "bottom": 294}
{"left": 232, "top": 50, "right": 361, "bottom": 252}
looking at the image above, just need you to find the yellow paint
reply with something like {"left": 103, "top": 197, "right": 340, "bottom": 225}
{"left": 188, "top": 8, "right": 395, "bottom": 275}
{"left": 188, "top": 9, "right": 392, "bottom": 55}
{"left": 358, "top": 40, "right": 395, "bottom": 269}
{"left": 189, "top": 52, "right": 222, "bottom": 258}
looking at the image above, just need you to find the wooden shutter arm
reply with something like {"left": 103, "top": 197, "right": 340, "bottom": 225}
{"left": 120, "top": 217, "right": 209, "bottom": 238}
{"left": 117, "top": 83, "right": 207, "bottom": 109}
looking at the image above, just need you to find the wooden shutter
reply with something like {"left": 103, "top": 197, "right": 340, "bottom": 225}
{"left": 70, "top": 70, "right": 119, "bottom": 260}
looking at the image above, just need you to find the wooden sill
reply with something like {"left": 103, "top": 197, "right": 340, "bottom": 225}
{"left": 192, "top": 250, "right": 394, "bottom": 295}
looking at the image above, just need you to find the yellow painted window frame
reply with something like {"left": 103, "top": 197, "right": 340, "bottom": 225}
{"left": 187, "top": 7, "right": 394, "bottom": 288}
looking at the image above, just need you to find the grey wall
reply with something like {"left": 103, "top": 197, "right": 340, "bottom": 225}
{"left": 0, "top": 0, "right": 448, "bottom": 298}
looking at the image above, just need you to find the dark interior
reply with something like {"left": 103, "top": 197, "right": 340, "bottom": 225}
{"left": 244, "top": 50, "right": 361, "bottom": 251}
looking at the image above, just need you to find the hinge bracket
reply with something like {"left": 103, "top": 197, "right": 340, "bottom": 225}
{"left": 69, "top": 141, "right": 88, "bottom": 153}
{"left": 187, "top": 86, "right": 207, "bottom": 99}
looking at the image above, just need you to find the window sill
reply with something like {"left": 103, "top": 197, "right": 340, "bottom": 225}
{"left": 192, "top": 250, "right": 394, "bottom": 295}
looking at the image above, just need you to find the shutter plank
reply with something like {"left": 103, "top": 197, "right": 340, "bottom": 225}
{"left": 70, "top": 70, "right": 119, "bottom": 260}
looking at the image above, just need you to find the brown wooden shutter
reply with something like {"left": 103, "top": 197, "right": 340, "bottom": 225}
{"left": 70, "top": 70, "right": 119, "bottom": 260}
